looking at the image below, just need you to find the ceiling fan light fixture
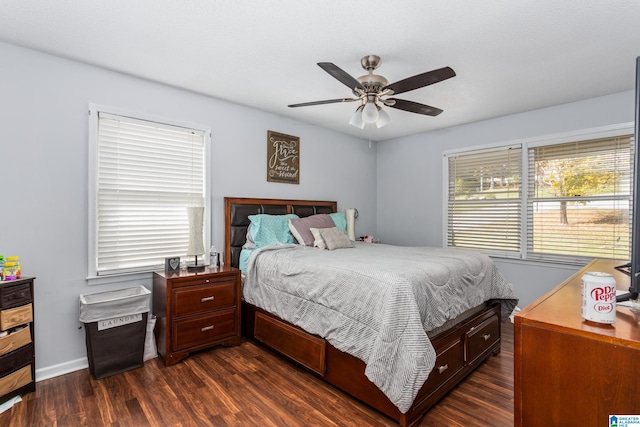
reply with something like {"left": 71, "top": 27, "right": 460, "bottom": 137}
{"left": 376, "top": 107, "right": 391, "bottom": 128}
{"left": 362, "top": 102, "right": 379, "bottom": 124}
{"left": 290, "top": 56, "right": 455, "bottom": 130}
{"left": 349, "top": 105, "right": 365, "bottom": 129}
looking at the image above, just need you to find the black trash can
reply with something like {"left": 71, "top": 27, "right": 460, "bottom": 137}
{"left": 79, "top": 286, "right": 151, "bottom": 379}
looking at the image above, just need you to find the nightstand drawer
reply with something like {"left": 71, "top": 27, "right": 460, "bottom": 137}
{"left": 172, "top": 309, "right": 237, "bottom": 350}
{"left": 171, "top": 273, "right": 238, "bottom": 289}
{"left": 173, "top": 282, "right": 237, "bottom": 318}
{"left": 0, "top": 304, "right": 32, "bottom": 331}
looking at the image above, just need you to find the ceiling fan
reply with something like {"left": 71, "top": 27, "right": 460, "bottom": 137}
{"left": 288, "top": 55, "right": 456, "bottom": 129}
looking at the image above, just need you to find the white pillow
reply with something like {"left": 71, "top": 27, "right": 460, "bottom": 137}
{"left": 310, "top": 227, "right": 328, "bottom": 250}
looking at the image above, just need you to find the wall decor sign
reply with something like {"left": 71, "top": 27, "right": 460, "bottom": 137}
{"left": 267, "top": 130, "right": 300, "bottom": 184}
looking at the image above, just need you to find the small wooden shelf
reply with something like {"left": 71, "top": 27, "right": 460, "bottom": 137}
{"left": 0, "top": 277, "right": 35, "bottom": 402}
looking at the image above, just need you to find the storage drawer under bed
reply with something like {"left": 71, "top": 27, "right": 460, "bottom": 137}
{"left": 465, "top": 314, "right": 500, "bottom": 364}
{"left": 422, "top": 337, "right": 464, "bottom": 392}
{"left": 254, "top": 311, "right": 326, "bottom": 375}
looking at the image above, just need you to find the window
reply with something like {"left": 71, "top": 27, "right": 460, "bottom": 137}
{"left": 446, "top": 146, "right": 522, "bottom": 258}
{"left": 89, "top": 105, "right": 210, "bottom": 277}
{"left": 445, "top": 124, "right": 633, "bottom": 264}
{"left": 527, "top": 136, "right": 632, "bottom": 263}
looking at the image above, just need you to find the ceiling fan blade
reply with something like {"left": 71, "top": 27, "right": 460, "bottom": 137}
{"left": 318, "top": 62, "right": 365, "bottom": 91}
{"left": 384, "top": 67, "right": 456, "bottom": 95}
{"left": 387, "top": 98, "right": 443, "bottom": 116}
{"left": 288, "top": 98, "right": 358, "bottom": 108}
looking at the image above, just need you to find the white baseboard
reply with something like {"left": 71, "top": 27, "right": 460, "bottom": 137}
{"left": 35, "top": 357, "right": 88, "bottom": 382}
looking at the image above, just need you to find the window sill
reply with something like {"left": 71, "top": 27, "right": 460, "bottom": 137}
{"left": 86, "top": 271, "right": 154, "bottom": 286}
{"left": 489, "top": 256, "right": 591, "bottom": 271}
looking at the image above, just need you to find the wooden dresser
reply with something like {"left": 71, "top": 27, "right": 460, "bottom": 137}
{"left": 514, "top": 259, "right": 640, "bottom": 426}
{"left": 0, "top": 277, "right": 35, "bottom": 402}
{"left": 153, "top": 266, "right": 241, "bottom": 366}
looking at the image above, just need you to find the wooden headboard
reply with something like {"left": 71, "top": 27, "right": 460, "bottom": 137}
{"left": 224, "top": 197, "right": 337, "bottom": 268}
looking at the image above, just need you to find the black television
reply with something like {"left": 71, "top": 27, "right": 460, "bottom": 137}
{"left": 616, "top": 56, "right": 640, "bottom": 303}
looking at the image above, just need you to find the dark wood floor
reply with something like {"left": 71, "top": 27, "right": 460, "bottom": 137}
{"left": 1, "top": 323, "right": 514, "bottom": 426}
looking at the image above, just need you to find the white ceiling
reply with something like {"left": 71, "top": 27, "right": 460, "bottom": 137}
{"left": 2, "top": 1, "right": 640, "bottom": 141}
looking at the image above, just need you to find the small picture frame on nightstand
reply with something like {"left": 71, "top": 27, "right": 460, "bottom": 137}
{"left": 165, "top": 257, "right": 181, "bottom": 272}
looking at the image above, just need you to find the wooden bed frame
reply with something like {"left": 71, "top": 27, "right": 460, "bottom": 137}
{"left": 224, "top": 197, "right": 502, "bottom": 427}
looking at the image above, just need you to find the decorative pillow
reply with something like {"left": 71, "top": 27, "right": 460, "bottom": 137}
{"left": 248, "top": 214, "right": 299, "bottom": 248}
{"left": 289, "top": 214, "right": 336, "bottom": 246}
{"left": 318, "top": 227, "right": 354, "bottom": 250}
{"left": 329, "top": 212, "right": 347, "bottom": 235}
{"left": 310, "top": 227, "right": 328, "bottom": 250}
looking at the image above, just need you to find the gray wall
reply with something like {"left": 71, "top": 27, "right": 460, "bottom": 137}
{"left": 0, "top": 41, "right": 377, "bottom": 379}
{"left": 376, "top": 90, "right": 635, "bottom": 308}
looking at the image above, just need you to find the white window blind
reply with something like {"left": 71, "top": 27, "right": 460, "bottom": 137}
{"left": 446, "top": 146, "right": 522, "bottom": 257}
{"left": 527, "top": 136, "right": 633, "bottom": 263}
{"left": 91, "top": 110, "right": 207, "bottom": 276}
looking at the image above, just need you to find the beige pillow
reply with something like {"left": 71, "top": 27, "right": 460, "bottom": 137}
{"left": 318, "top": 227, "right": 354, "bottom": 250}
{"left": 310, "top": 227, "right": 328, "bottom": 250}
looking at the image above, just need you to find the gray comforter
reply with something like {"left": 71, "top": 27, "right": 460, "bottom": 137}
{"left": 243, "top": 242, "right": 517, "bottom": 413}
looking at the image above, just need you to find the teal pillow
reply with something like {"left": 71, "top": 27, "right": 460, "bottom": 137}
{"left": 248, "top": 214, "right": 299, "bottom": 247}
{"left": 329, "top": 212, "right": 347, "bottom": 235}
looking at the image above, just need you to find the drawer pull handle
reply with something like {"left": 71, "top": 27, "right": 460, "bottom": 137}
{"left": 201, "top": 325, "right": 215, "bottom": 332}
{"left": 438, "top": 364, "right": 448, "bottom": 374}
{"left": 205, "top": 279, "right": 210, "bottom": 283}
{"left": 201, "top": 296, "right": 215, "bottom": 303}
{"left": 483, "top": 333, "right": 491, "bottom": 341}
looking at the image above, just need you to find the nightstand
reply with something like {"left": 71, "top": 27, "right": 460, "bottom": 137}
{"left": 153, "top": 266, "right": 241, "bottom": 366}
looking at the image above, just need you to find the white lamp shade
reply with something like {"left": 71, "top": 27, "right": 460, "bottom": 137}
{"left": 362, "top": 102, "right": 379, "bottom": 123}
{"left": 346, "top": 208, "right": 357, "bottom": 241}
{"left": 186, "top": 206, "right": 205, "bottom": 256}
{"left": 376, "top": 107, "right": 392, "bottom": 128}
{"left": 349, "top": 106, "right": 365, "bottom": 129}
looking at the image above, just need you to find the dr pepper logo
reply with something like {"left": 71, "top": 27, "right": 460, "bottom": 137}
{"left": 590, "top": 286, "right": 615, "bottom": 313}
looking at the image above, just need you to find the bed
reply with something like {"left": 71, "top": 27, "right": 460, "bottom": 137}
{"left": 224, "top": 197, "right": 517, "bottom": 427}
